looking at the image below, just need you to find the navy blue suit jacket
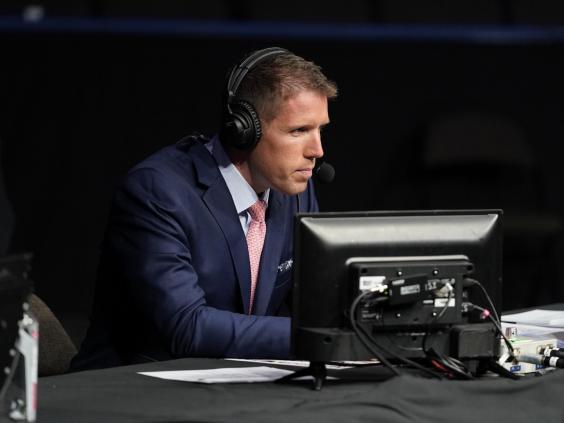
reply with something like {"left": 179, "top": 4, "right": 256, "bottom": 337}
{"left": 71, "top": 136, "right": 318, "bottom": 370}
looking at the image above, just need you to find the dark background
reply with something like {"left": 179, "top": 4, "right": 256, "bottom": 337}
{"left": 1, "top": 1, "right": 564, "bottom": 345}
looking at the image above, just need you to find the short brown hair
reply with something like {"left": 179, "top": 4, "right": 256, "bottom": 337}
{"left": 235, "top": 50, "right": 338, "bottom": 123}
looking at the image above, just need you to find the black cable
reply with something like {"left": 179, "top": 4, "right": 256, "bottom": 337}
{"left": 422, "top": 290, "right": 474, "bottom": 380}
{"left": 379, "top": 308, "right": 424, "bottom": 352}
{"left": 349, "top": 292, "right": 401, "bottom": 376}
{"left": 420, "top": 283, "right": 478, "bottom": 379}
{"left": 487, "top": 360, "right": 520, "bottom": 380}
{"left": 463, "top": 278, "right": 500, "bottom": 324}
{"left": 441, "top": 354, "right": 473, "bottom": 377}
{"left": 356, "top": 321, "right": 443, "bottom": 379}
{"left": 426, "top": 347, "right": 474, "bottom": 379}
{"left": 350, "top": 291, "right": 443, "bottom": 379}
{"left": 436, "top": 284, "right": 453, "bottom": 320}
{"left": 462, "top": 279, "right": 514, "bottom": 360}
{"left": 466, "top": 302, "right": 514, "bottom": 355}
{"left": 368, "top": 289, "right": 447, "bottom": 378}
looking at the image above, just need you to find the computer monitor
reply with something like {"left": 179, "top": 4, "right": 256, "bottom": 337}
{"left": 291, "top": 210, "right": 502, "bottom": 363}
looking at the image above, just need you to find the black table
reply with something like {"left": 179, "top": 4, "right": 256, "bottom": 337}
{"left": 38, "top": 358, "right": 564, "bottom": 423}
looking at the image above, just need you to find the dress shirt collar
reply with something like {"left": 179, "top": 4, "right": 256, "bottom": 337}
{"left": 206, "top": 135, "right": 270, "bottom": 214}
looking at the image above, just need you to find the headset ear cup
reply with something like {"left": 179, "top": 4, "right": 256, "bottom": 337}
{"left": 221, "top": 110, "right": 244, "bottom": 149}
{"left": 221, "top": 47, "right": 287, "bottom": 151}
{"left": 225, "top": 100, "right": 262, "bottom": 150}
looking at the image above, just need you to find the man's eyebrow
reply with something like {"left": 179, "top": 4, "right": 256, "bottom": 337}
{"left": 286, "top": 120, "right": 330, "bottom": 131}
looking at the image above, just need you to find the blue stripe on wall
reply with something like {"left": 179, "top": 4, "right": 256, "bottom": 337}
{"left": 1, "top": 16, "right": 564, "bottom": 44}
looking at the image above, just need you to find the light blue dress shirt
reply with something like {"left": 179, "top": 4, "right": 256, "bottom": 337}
{"left": 206, "top": 136, "right": 270, "bottom": 235}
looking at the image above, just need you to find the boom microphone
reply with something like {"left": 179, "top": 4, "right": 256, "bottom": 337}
{"left": 314, "top": 161, "right": 335, "bottom": 184}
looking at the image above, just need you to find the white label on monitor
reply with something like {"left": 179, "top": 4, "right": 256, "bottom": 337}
{"left": 434, "top": 298, "right": 455, "bottom": 307}
{"left": 400, "top": 284, "right": 421, "bottom": 296}
{"left": 359, "top": 276, "right": 386, "bottom": 292}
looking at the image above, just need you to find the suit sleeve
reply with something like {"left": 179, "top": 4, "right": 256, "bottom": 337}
{"left": 107, "top": 167, "right": 290, "bottom": 359}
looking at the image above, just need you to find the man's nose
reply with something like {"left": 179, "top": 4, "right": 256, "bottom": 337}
{"left": 306, "top": 132, "right": 324, "bottom": 159}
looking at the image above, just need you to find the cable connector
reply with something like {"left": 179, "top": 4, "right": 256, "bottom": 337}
{"left": 539, "top": 347, "right": 564, "bottom": 359}
{"left": 517, "top": 354, "right": 564, "bottom": 369}
{"left": 462, "top": 277, "right": 479, "bottom": 288}
{"left": 435, "top": 281, "right": 454, "bottom": 296}
{"left": 461, "top": 302, "right": 491, "bottom": 320}
{"left": 461, "top": 301, "right": 484, "bottom": 314}
{"left": 479, "top": 308, "right": 491, "bottom": 320}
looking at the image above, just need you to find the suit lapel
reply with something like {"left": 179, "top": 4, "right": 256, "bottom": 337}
{"left": 192, "top": 144, "right": 252, "bottom": 314}
{"left": 253, "top": 191, "right": 288, "bottom": 316}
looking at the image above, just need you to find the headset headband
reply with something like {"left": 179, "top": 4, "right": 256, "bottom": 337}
{"left": 226, "top": 47, "right": 288, "bottom": 104}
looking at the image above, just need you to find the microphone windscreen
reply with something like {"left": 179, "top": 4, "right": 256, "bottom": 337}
{"left": 315, "top": 162, "right": 335, "bottom": 184}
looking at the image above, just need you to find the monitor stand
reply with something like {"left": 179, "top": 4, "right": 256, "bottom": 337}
{"left": 276, "top": 361, "right": 327, "bottom": 390}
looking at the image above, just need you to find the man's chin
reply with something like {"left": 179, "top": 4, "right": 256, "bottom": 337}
{"left": 287, "top": 185, "right": 309, "bottom": 196}
{"left": 274, "top": 181, "right": 308, "bottom": 196}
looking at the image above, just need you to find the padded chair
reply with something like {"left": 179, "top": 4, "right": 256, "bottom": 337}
{"left": 28, "top": 294, "right": 77, "bottom": 377}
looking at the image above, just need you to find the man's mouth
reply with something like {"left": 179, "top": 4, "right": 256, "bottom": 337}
{"left": 296, "top": 168, "right": 313, "bottom": 177}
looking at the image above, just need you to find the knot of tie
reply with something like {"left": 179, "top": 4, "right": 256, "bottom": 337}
{"left": 247, "top": 200, "right": 267, "bottom": 223}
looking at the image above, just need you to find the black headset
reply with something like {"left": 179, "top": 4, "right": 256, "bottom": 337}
{"left": 221, "top": 47, "right": 288, "bottom": 151}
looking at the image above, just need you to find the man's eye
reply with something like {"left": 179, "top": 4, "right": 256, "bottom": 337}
{"left": 291, "top": 128, "right": 307, "bottom": 135}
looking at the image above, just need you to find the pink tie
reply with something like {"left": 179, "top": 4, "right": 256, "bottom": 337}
{"left": 246, "top": 200, "right": 267, "bottom": 314}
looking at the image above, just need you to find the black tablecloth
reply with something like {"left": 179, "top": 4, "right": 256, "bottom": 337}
{"left": 38, "top": 358, "right": 564, "bottom": 423}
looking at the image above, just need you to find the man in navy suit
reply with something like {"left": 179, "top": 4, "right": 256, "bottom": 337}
{"left": 71, "top": 47, "right": 337, "bottom": 370}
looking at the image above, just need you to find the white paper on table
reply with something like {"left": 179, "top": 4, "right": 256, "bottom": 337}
{"left": 138, "top": 366, "right": 336, "bottom": 384}
{"left": 227, "top": 358, "right": 380, "bottom": 370}
{"left": 502, "top": 308, "right": 564, "bottom": 328}
{"left": 226, "top": 359, "right": 314, "bottom": 367}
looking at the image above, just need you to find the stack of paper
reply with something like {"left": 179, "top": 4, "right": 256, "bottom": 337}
{"left": 139, "top": 367, "right": 297, "bottom": 384}
{"left": 502, "top": 304, "right": 564, "bottom": 347}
